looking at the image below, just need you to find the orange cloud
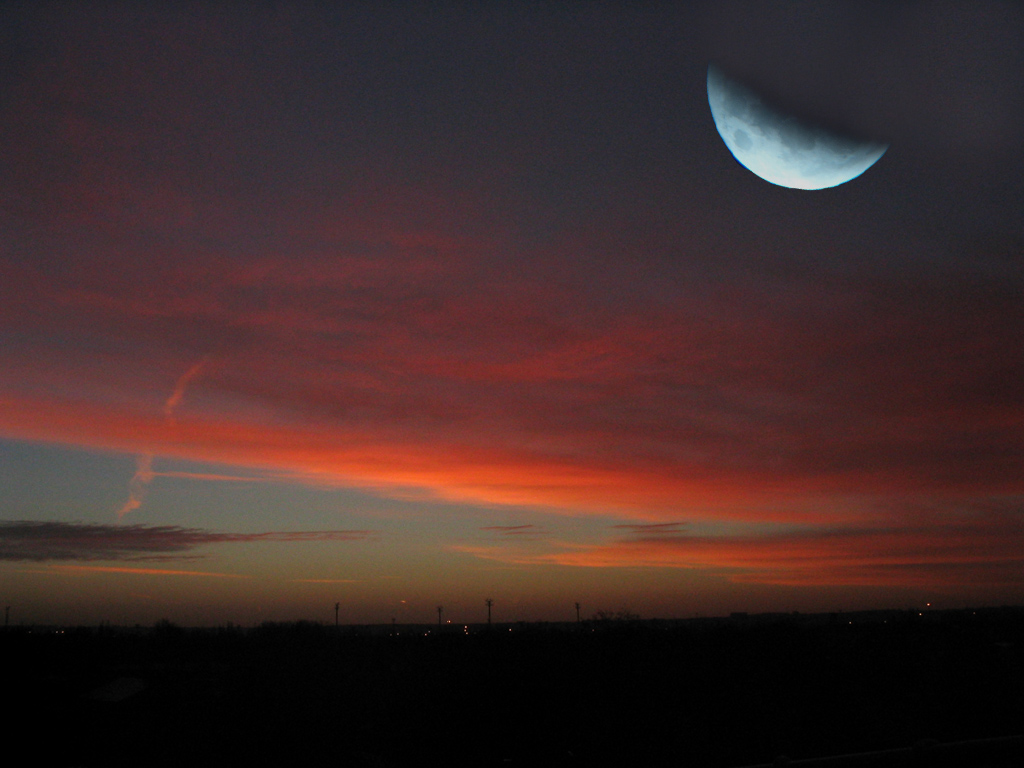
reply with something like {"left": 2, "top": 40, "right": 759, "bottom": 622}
{"left": 2, "top": 381, "right": 1021, "bottom": 525}
{"left": 0, "top": 392, "right": 853, "bottom": 521}
{"left": 163, "top": 358, "right": 209, "bottom": 419}
{"left": 456, "top": 510, "right": 1024, "bottom": 589}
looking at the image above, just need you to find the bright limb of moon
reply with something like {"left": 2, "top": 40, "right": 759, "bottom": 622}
{"left": 707, "top": 65, "right": 887, "bottom": 190}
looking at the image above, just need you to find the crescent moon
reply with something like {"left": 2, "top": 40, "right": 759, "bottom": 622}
{"left": 707, "top": 64, "right": 887, "bottom": 190}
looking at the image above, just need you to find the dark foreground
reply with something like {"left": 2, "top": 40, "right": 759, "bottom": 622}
{"left": 5, "top": 608, "right": 1024, "bottom": 768}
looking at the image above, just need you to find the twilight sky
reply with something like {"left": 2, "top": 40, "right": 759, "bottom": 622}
{"left": 2, "top": 2, "right": 1023, "bottom": 627}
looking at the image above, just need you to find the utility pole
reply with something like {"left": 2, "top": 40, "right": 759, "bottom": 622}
{"left": 575, "top": 602, "right": 581, "bottom": 624}
{"left": 485, "top": 598, "right": 493, "bottom": 627}
{"left": 335, "top": 602, "right": 340, "bottom": 629}
{"left": 437, "top": 605, "right": 443, "bottom": 633}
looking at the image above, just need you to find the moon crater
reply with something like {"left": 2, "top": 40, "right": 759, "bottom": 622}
{"left": 707, "top": 65, "right": 887, "bottom": 190}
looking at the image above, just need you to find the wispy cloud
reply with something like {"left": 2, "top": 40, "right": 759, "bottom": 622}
{"left": 115, "top": 468, "right": 302, "bottom": 519}
{"left": 118, "top": 358, "right": 209, "bottom": 517}
{"left": 458, "top": 507, "right": 1024, "bottom": 589}
{"left": 149, "top": 470, "right": 298, "bottom": 483}
{"left": 116, "top": 454, "right": 155, "bottom": 518}
{"left": 481, "top": 524, "right": 549, "bottom": 539}
{"left": 611, "top": 522, "right": 688, "bottom": 536}
{"left": 49, "top": 564, "right": 246, "bottom": 578}
{"left": 163, "top": 358, "right": 209, "bottom": 420}
{"left": 0, "top": 521, "right": 377, "bottom": 563}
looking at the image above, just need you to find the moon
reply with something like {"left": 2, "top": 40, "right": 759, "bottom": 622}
{"left": 707, "top": 65, "right": 887, "bottom": 190}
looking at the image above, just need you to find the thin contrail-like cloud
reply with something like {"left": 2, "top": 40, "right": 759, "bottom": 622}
{"left": 50, "top": 564, "right": 246, "bottom": 578}
{"left": 116, "top": 454, "right": 155, "bottom": 518}
{"left": 149, "top": 470, "right": 293, "bottom": 483}
{"left": 163, "top": 357, "right": 209, "bottom": 420}
{"left": 117, "top": 358, "right": 208, "bottom": 518}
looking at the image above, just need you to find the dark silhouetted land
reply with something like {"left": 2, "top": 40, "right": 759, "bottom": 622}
{"left": 5, "top": 607, "right": 1024, "bottom": 767}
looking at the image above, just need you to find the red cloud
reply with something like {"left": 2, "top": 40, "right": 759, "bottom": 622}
{"left": 461, "top": 508, "right": 1024, "bottom": 589}
{"left": 2, "top": 238, "right": 1023, "bottom": 522}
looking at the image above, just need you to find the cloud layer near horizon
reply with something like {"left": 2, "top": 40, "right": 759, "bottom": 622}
{"left": 458, "top": 505, "right": 1024, "bottom": 589}
{"left": 0, "top": 520, "right": 375, "bottom": 563}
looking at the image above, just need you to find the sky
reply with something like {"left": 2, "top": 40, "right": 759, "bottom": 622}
{"left": 2, "top": 1, "right": 1023, "bottom": 627}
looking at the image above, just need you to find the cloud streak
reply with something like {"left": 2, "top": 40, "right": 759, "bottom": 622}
{"left": 49, "top": 564, "right": 246, "bottom": 578}
{"left": 117, "top": 358, "right": 209, "bottom": 517}
{"left": 116, "top": 454, "right": 155, "bottom": 518}
{"left": 611, "top": 522, "right": 688, "bottom": 536}
{"left": 481, "top": 525, "right": 549, "bottom": 539}
{"left": 0, "top": 521, "right": 377, "bottom": 563}
{"left": 458, "top": 507, "right": 1024, "bottom": 589}
{"left": 163, "top": 358, "right": 209, "bottom": 420}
